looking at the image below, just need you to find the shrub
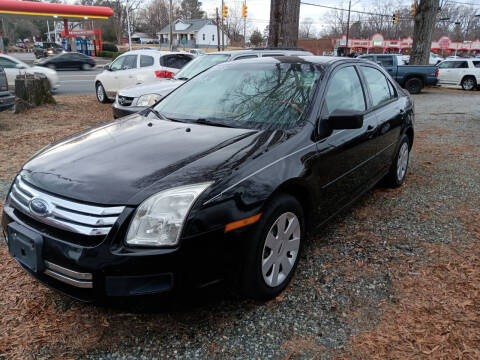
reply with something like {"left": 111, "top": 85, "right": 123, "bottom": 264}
{"left": 102, "top": 42, "right": 118, "bottom": 52}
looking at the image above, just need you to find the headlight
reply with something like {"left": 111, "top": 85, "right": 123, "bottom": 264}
{"left": 137, "top": 93, "right": 162, "bottom": 107}
{"left": 126, "top": 183, "right": 212, "bottom": 247}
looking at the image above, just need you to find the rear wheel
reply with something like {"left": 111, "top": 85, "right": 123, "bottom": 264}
{"left": 240, "top": 194, "right": 304, "bottom": 300}
{"left": 383, "top": 135, "right": 410, "bottom": 188}
{"left": 405, "top": 77, "right": 423, "bottom": 94}
{"left": 96, "top": 82, "right": 108, "bottom": 103}
{"left": 461, "top": 76, "right": 476, "bottom": 91}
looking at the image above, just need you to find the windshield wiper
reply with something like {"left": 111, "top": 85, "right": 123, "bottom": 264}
{"left": 143, "top": 107, "right": 170, "bottom": 121}
{"left": 194, "top": 118, "right": 234, "bottom": 128}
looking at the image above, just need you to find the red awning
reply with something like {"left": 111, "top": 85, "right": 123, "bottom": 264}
{"left": 0, "top": 0, "right": 113, "bottom": 19}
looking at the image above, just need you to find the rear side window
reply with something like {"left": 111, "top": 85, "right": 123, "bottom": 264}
{"left": 140, "top": 55, "right": 154, "bottom": 67}
{"left": 360, "top": 66, "right": 393, "bottom": 107}
{"left": 122, "top": 55, "right": 138, "bottom": 69}
{"left": 473, "top": 61, "right": 480, "bottom": 68}
{"left": 377, "top": 56, "right": 393, "bottom": 67}
{"left": 160, "top": 54, "right": 193, "bottom": 69}
{"left": 262, "top": 54, "right": 284, "bottom": 57}
{"left": 324, "top": 66, "right": 365, "bottom": 114}
{"left": 454, "top": 61, "right": 468, "bottom": 68}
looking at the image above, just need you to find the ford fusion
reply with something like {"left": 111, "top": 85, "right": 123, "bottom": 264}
{"left": 2, "top": 56, "right": 414, "bottom": 301}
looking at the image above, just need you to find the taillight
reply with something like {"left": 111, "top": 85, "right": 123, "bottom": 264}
{"left": 435, "top": 68, "right": 439, "bottom": 77}
{"left": 155, "top": 70, "right": 174, "bottom": 78}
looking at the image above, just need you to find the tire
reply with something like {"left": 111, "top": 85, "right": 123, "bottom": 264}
{"left": 461, "top": 76, "right": 476, "bottom": 91}
{"left": 81, "top": 63, "right": 91, "bottom": 71}
{"left": 96, "top": 82, "right": 108, "bottom": 103}
{"left": 404, "top": 77, "right": 423, "bottom": 94}
{"left": 240, "top": 194, "right": 304, "bottom": 300}
{"left": 383, "top": 135, "right": 410, "bottom": 188}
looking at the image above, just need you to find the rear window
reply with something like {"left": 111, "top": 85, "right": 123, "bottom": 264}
{"left": 140, "top": 55, "right": 154, "bottom": 67}
{"left": 160, "top": 54, "right": 193, "bottom": 69}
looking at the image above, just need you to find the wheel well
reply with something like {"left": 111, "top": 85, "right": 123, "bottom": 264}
{"left": 461, "top": 75, "right": 476, "bottom": 83}
{"left": 405, "top": 75, "right": 424, "bottom": 86}
{"left": 406, "top": 127, "right": 414, "bottom": 150}
{"left": 271, "top": 182, "right": 313, "bottom": 234}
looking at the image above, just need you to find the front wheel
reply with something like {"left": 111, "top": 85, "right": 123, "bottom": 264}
{"left": 404, "top": 78, "right": 423, "bottom": 94}
{"left": 383, "top": 135, "right": 410, "bottom": 188}
{"left": 96, "top": 82, "right": 108, "bottom": 103}
{"left": 47, "top": 64, "right": 56, "bottom": 70}
{"left": 81, "top": 63, "right": 91, "bottom": 71}
{"left": 461, "top": 76, "right": 476, "bottom": 91}
{"left": 240, "top": 194, "right": 304, "bottom": 300}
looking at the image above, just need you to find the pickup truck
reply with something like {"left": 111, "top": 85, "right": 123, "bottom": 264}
{"left": 358, "top": 54, "right": 438, "bottom": 94}
{"left": 0, "top": 66, "right": 14, "bottom": 112}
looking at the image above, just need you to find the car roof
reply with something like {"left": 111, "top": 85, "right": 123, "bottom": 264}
{"left": 204, "top": 48, "right": 313, "bottom": 57}
{"left": 215, "top": 55, "right": 362, "bottom": 68}
{"left": 121, "top": 49, "right": 192, "bottom": 56}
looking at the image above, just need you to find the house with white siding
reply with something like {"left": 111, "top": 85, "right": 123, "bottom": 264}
{"left": 158, "top": 19, "right": 229, "bottom": 48}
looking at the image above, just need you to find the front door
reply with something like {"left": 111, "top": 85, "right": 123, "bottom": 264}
{"left": 313, "top": 64, "right": 381, "bottom": 220}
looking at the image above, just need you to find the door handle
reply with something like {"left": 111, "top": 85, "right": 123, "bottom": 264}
{"left": 367, "top": 125, "right": 374, "bottom": 131}
{"left": 399, "top": 109, "right": 404, "bottom": 114}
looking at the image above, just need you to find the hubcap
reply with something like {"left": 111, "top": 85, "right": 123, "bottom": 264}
{"left": 397, "top": 142, "right": 409, "bottom": 182}
{"left": 261, "top": 212, "right": 301, "bottom": 288}
{"left": 463, "top": 79, "right": 474, "bottom": 90}
{"left": 97, "top": 85, "right": 104, "bottom": 101}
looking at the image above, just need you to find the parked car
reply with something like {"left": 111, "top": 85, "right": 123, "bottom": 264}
{"left": 35, "top": 52, "right": 96, "bottom": 71}
{"left": 112, "top": 48, "right": 313, "bottom": 118}
{"left": 2, "top": 56, "right": 414, "bottom": 301}
{"left": 436, "top": 58, "right": 480, "bottom": 90}
{"left": 0, "top": 66, "right": 15, "bottom": 112}
{"left": 189, "top": 49, "right": 205, "bottom": 56}
{"left": 0, "top": 53, "right": 59, "bottom": 90}
{"left": 34, "top": 42, "right": 64, "bottom": 58}
{"left": 95, "top": 50, "right": 195, "bottom": 103}
{"left": 358, "top": 53, "right": 438, "bottom": 94}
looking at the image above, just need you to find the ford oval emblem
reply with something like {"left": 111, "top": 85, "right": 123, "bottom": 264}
{"left": 29, "top": 198, "right": 50, "bottom": 217}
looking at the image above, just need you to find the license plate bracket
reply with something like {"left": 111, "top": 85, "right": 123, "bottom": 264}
{"left": 7, "top": 222, "right": 44, "bottom": 273}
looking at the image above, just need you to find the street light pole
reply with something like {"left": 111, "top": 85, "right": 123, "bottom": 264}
{"left": 345, "top": 0, "right": 351, "bottom": 56}
{"left": 169, "top": 0, "right": 173, "bottom": 50}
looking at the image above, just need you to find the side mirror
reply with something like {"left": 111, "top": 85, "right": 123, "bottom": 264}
{"left": 104, "top": 63, "right": 111, "bottom": 71}
{"left": 327, "top": 109, "right": 364, "bottom": 130}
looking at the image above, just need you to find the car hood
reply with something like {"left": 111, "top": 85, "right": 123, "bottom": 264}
{"left": 118, "top": 79, "right": 185, "bottom": 98}
{"left": 20, "top": 114, "right": 278, "bottom": 206}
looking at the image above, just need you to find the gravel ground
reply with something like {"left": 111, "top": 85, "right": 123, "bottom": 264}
{"left": 0, "top": 89, "right": 479, "bottom": 359}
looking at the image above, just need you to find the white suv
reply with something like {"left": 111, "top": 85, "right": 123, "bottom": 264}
{"left": 437, "top": 59, "right": 480, "bottom": 90}
{"left": 95, "top": 50, "right": 194, "bottom": 103}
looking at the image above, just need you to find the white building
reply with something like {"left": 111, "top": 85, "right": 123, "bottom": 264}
{"left": 158, "top": 19, "right": 229, "bottom": 48}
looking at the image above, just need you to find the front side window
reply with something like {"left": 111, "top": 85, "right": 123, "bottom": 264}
{"left": 360, "top": 66, "right": 392, "bottom": 107}
{"left": 0, "top": 57, "right": 17, "bottom": 68}
{"left": 324, "top": 66, "right": 365, "bottom": 114}
{"left": 110, "top": 56, "right": 126, "bottom": 71}
{"left": 155, "top": 62, "right": 322, "bottom": 130}
{"left": 122, "top": 55, "right": 138, "bottom": 69}
{"left": 454, "top": 61, "right": 468, "bottom": 68}
{"left": 140, "top": 55, "right": 154, "bottom": 67}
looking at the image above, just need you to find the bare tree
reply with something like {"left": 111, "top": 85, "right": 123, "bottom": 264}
{"left": 410, "top": 0, "right": 440, "bottom": 64}
{"left": 299, "top": 18, "right": 315, "bottom": 39}
{"left": 268, "top": 0, "right": 300, "bottom": 47}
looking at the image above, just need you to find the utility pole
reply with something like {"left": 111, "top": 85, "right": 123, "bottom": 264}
{"left": 410, "top": 0, "right": 440, "bottom": 64}
{"left": 169, "top": 0, "right": 173, "bottom": 50}
{"left": 47, "top": 20, "right": 51, "bottom": 42}
{"left": 345, "top": 0, "right": 351, "bottom": 56}
{"left": 125, "top": 0, "right": 132, "bottom": 51}
{"left": 243, "top": 1, "right": 247, "bottom": 48}
{"left": 216, "top": 8, "right": 221, "bottom": 51}
{"left": 221, "top": 0, "right": 225, "bottom": 50}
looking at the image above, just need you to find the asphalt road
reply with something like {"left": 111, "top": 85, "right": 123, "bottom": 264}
{"left": 53, "top": 69, "right": 102, "bottom": 96}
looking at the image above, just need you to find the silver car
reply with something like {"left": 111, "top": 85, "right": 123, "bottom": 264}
{"left": 112, "top": 48, "right": 313, "bottom": 118}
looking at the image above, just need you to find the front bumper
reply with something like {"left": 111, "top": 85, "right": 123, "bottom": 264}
{"left": 0, "top": 94, "right": 15, "bottom": 111}
{"left": 2, "top": 201, "right": 243, "bottom": 302}
{"left": 112, "top": 103, "right": 145, "bottom": 118}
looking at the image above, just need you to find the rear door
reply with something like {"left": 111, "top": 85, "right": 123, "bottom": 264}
{"left": 437, "top": 61, "right": 457, "bottom": 84}
{"left": 359, "top": 65, "right": 403, "bottom": 169}
{"left": 314, "top": 64, "right": 380, "bottom": 218}
{"left": 451, "top": 60, "right": 469, "bottom": 84}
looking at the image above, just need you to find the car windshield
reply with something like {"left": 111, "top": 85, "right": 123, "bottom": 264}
{"left": 155, "top": 61, "right": 322, "bottom": 130}
{"left": 173, "top": 54, "right": 230, "bottom": 80}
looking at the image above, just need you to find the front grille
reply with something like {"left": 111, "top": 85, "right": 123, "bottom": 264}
{"left": 8, "top": 177, "right": 125, "bottom": 237}
{"left": 118, "top": 95, "right": 134, "bottom": 106}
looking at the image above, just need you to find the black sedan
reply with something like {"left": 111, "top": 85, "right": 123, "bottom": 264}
{"left": 36, "top": 52, "right": 96, "bottom": 70}
{"left": 1, "top": 56, "right": 414, "bottom": 301}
